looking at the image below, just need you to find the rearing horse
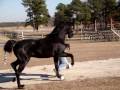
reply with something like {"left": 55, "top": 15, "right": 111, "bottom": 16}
{"left": 4, "top": 21, "right": 74, "bottom": 89}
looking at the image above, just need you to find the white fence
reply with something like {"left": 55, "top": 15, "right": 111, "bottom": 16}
{"left": 17, "top": 30, "right": 120, "bottom": 41}
{"left": 1, "top": 29, "right": 120, "bottom": 45}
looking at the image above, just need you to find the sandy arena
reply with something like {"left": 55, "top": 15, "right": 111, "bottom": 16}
{"left": 0, "top": 41, "right": 120, "bottom": 90}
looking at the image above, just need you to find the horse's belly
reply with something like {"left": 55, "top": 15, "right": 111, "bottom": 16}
{"left": 31, "top": 50, "right": 53, "bottom": 58}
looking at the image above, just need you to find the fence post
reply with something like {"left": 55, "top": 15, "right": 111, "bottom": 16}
{"left": 21, "top": 31, "right": 24, "bottom": 39}
{"left": 110, "top": 18, "right": 113, "bottom": 30}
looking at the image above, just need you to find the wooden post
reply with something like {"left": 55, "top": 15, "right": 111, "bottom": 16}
{"left": 95, "top": 19, "right": 97, "bottom": 32}
{"left": 80, "top": 21, "right": 83, "bottom": 34}
{"left": 21, "top": 31, "right": 24, "bottom": 39}
{"left": 110, "top": 18, "right": 113, "bottom": 30}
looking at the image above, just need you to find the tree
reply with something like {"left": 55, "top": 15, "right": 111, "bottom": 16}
{"left": 54, "top": 0, "right": 92, "bottom": 31}
{"left": 88, "top": 0, "right": 103, "bottom": 31}
{"left": 110, "top": 0, "right": 120, "bottom": 22}
{"left": 80, "top": 2, "right": 91, "bottom": 25}
{"left": 54, "top": 0, "right": 118, "bottom": 31}
{"left": 22, "top": 0, "right": 49, "bottom": 31}
{"left": 54, "top": 0, "right": 85, "bottom": 25}
{"left": 67, "top": 0, "right": 91, "bottom": 29}
{"left": 101, "top": 0, "right": 116, "bottom": 29}
{"left": 69, "top": 0, "right": 87, "bottom": 22}
{"left": 54, "top": 3, "right": 68, "bottom": 26}
{"left": 118, "top": 0, "right": 120, "bottom": 11}
{"left": 87, "top": 0, "right": 116, "bottom": 30}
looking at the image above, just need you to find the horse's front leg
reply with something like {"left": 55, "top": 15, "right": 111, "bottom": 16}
{"left": 53, "top": 56, "right": 64, "bottom": 80}
{"left": 61, "top": 52, "right": 74, "bottom": 66}
{"left": 65, "top": 44, "right": 70, "bottom": 50}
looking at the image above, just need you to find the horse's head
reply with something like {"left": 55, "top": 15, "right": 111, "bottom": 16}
{"left": 47, "top": 19, "right": 74, "bottom": 40}
{"left": 63, "top": 20, "right": 74, "bottom": 38}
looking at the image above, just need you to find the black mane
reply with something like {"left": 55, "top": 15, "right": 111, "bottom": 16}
{"left": 46, "top": 21, "right": 73, "bottom": 40}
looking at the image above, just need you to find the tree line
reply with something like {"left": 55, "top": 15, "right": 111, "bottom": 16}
{"left": 54, "top": 0, "right": 120, "bottom": 31}
{"left": 21, "top": 0, "right": 120, "bottom": 31}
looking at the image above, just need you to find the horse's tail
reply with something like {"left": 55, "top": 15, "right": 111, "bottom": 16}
{"left": 3, "top": 40, "right": 16, "bottom": 64}
{"left": 4, "top": 40, "right": 16, "bottom": 53}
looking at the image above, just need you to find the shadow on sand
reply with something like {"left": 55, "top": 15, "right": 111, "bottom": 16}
{"left": 0, "top": 72, "right": 57, "bottom": 83}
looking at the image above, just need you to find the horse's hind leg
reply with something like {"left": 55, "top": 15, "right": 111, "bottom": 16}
{"left": 16, "top": 62, "right": 26, "bottom": 88}
{"left": 12, "top": 56, "right": 29, "bottom": 89}
{"left": 16, "top": 59, "right": 29, "bottom": 89}
{"left": 11, "top": 60, "right": 19, "bottom": 82}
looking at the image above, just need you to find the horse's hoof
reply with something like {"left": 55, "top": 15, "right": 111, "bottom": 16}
{"left": 71, "top": 63, "right": 74, "bottom": 66}
{"left": 12, "top": 78, "right": 16, "bottom": 82}
{"left": 18, "top": 84, "right": 24, "bottom": 89}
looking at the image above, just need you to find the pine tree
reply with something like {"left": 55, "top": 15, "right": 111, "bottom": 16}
{"left": 22, "top": 0, "right": 49, "bottom": 31}
{"left": 54, "top": 3, "right": 68, "bottom": 26}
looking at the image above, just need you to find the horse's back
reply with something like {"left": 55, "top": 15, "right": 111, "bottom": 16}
{"left": 13, "top": 38, "right": 66, "bottom": 58}
{"left": 13, "top": 39, "right": 39, "bottom": 55}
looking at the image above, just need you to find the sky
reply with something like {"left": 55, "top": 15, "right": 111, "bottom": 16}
{"left": 0, "top": 0, "right": 85, "bottom": 22}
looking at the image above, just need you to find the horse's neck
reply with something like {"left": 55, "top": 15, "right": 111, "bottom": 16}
{"left": 58, "top": 29, "right": 66, "bottom": 41}
{"left": 46, "top": 26, "right": 66, "bottom": 42}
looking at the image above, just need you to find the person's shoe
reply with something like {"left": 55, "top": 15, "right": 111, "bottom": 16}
{"left": 66, "top": 64, "right": 72, "bottom": 69}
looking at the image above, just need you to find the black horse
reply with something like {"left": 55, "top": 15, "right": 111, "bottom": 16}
{"left": 3, "top": 21, "right": 74, "bottom": 89}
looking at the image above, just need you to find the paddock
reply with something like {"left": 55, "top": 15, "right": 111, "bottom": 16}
{"left": 0, "top": 41, "right": 120, "bottom": 89}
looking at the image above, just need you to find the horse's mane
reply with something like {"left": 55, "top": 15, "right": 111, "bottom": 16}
{"left": 46, "top": 22, "right": 66, "bottom": 38}
{"left": 46, "top": 20, "right": 73, "bottom": 40}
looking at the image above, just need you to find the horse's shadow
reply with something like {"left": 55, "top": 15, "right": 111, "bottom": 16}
{"left": 0, "top": 72, "right": 57, "bottom": 83}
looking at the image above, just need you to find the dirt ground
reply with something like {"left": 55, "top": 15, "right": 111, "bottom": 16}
{"left": 24, "top": 77, "right": 120, "bottom": 90}
{"left": 1, "top": 41, "right": 120, "bottom": 90}
{"left": 1, "top": 77, "right": 120, "bottom": 90}
{"left": 1, "top": 41, "right": 120, "bottom": 70}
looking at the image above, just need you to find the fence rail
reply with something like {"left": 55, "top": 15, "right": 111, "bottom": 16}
{"left": 0, "top": 30, "right": 120, "bottom": 44}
